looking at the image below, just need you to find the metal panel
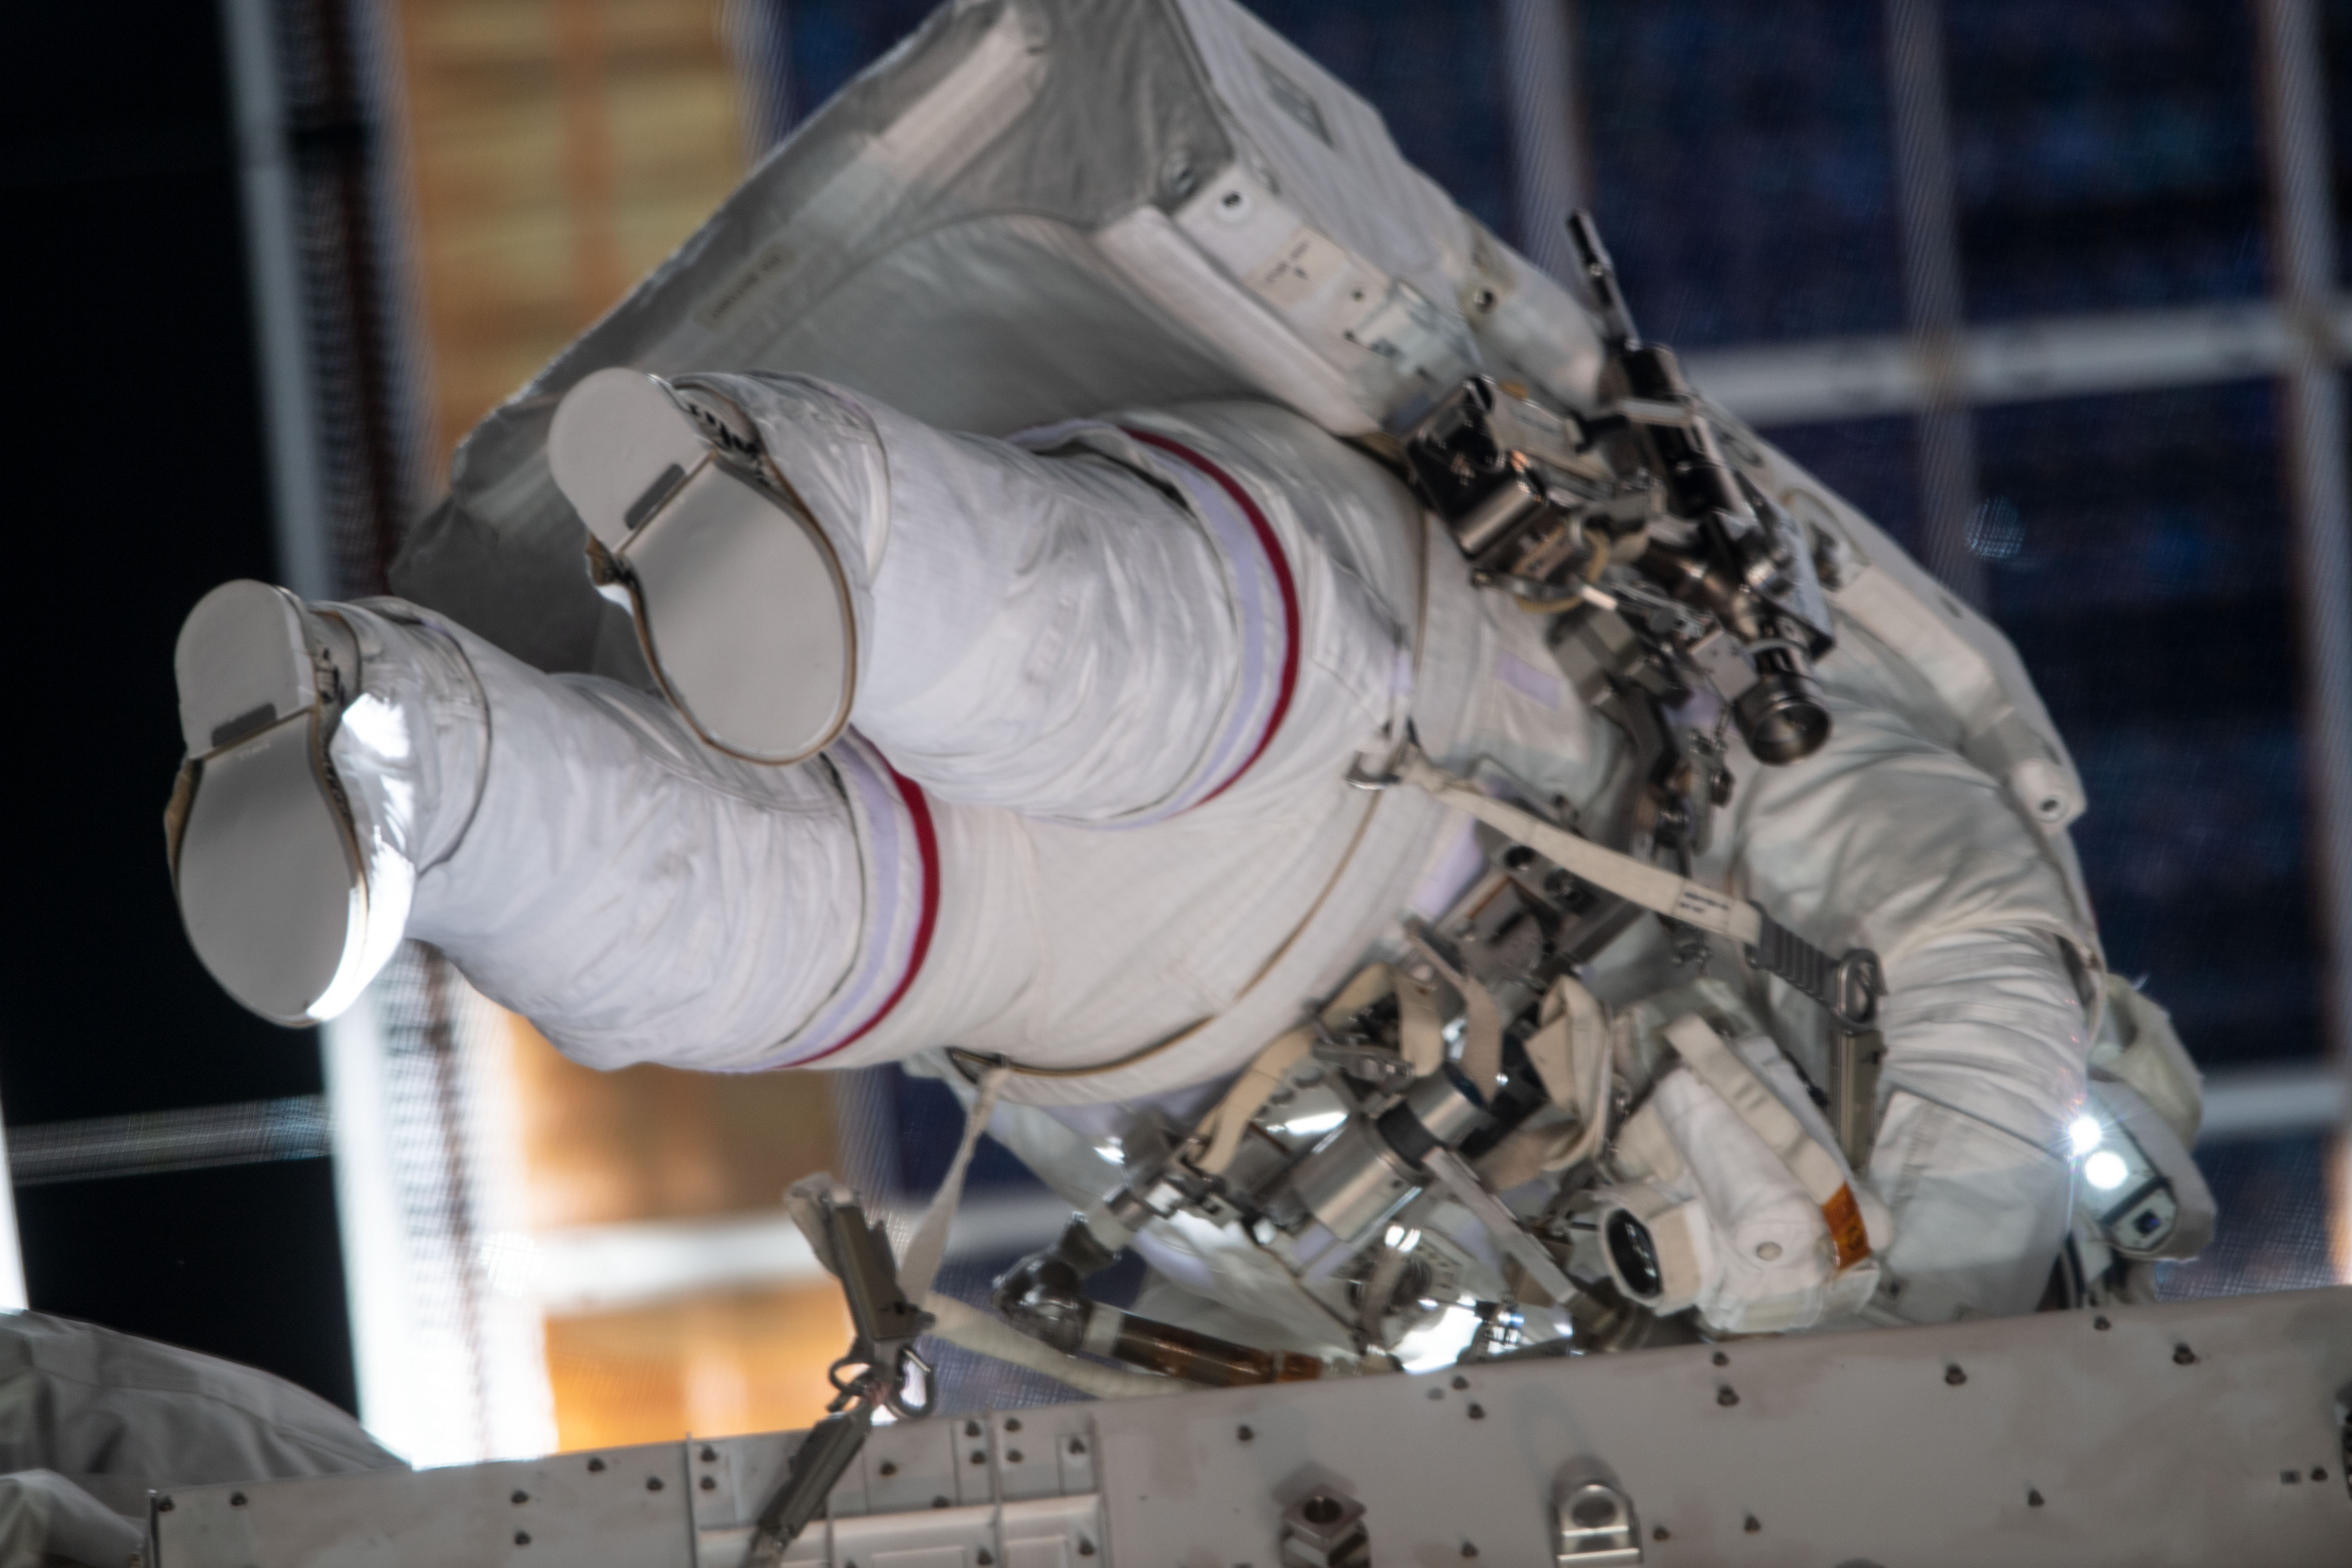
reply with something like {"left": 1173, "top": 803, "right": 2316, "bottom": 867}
{"left": 1093, "top": 1288, "right": 2352, "bottom": 1566}
{"left": 154, "top": 1442, "right": 692, "bottom": 1567}
{"left": 155, "top": 1289, "right": 2350, "bottom": 1567}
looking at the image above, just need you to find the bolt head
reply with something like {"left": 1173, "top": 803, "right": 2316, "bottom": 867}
{"left": 1281, "top": 1488, "right": 1368, "bottom": 1553}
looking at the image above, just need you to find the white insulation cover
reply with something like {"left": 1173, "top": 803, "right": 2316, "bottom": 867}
{"left": 389, "top": 0, "right": 1603, "bottom": 681}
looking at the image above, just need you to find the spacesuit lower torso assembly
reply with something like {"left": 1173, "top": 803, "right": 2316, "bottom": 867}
{"left": 164, "top": 0, "right": 2209, "bottom": 1382}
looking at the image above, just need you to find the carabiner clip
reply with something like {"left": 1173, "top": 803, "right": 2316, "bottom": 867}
{"left": 884, "top": 1344, "right": 935, "bottom": 1420}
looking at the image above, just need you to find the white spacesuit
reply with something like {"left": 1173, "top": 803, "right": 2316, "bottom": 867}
{"left": 172, "top": 357, "right": 2129, "bottom": 1356}
{"left": 165, "top": 0, "right": 2214, "bottom": 1376}
{"left": 0, "top": 1312, "right": 403, "bottom": 1566}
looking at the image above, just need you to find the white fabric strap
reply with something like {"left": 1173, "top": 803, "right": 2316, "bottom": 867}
{"left": 1662, "top": 1013, "right": 1870, "bottom": 1269}
{"left": 1527, "top": 975, "right": 1612, "bottom": 1169}
{"left": 1401, "top": 924, "right": 1502, "bottom": 1091}
{"left": 1394, "top": 746, "right": 1764, "bottom": 945}
{"left": 1395, "top": 967, "right": 1447, "bottom": 1075}
{"left": 1192, "top": 1026, "right": 1315, "bottom": 1176}
{"left": 898, "top": 1061, "right": 1012, "bottom": 1301}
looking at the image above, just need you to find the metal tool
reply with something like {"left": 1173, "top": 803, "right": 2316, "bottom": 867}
{"left": 743, "top": 1190, "right": 935, "bottom": 1567}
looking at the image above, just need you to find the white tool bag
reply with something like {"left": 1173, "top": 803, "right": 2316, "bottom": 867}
{"left": 392, "top": 0, "right": 1605, "bottom": 678}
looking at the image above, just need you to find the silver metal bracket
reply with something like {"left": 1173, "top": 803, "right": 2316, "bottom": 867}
{"left": 1746, "top": 907, "right": 1884, "bottom": 1032}
{"left": 1554, "top": 1479, "right": 1642, "bottom": 1565}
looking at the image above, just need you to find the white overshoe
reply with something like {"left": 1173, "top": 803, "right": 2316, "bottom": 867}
{"left": 547, "top": 367, "right": 856, "bottom": 765}
{"left": 168, "top": 585, "right": 478, "bottom": 1026}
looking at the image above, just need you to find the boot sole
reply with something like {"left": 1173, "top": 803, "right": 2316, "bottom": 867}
{"left": 549, "top": 368, "right": 855, "bottom": 764}
{"left": 171, "top": 581, "right": 368, "bottom": 1027}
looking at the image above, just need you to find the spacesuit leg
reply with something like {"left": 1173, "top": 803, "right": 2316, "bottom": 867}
{"left": 170, "top": 583, "right": 869, "bottom": 1048}
{"left": 176, "top": 392, "right": 1404, "bottom": 1044}
{"left": 170, "top": 581, "right": 485, "bottom": 1026}
{"left": 550, "top": 371, "right": 1390, "bottom": 823}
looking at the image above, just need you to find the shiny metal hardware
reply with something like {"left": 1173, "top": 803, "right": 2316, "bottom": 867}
{"left": 1279, "top": 1488, "right": 1370, "bottom": 1568}
{"left": 1554, "top": 1479, "right": 1642, "bottom": 1565}
{"left": 743, "top": 1190, "right": 934, "bottom": 1567}
{"left": 1410, "top": 212, "right": 1838, "bottom": 768}
{"left": 993, "top": 1218, "right": 1327, "bottom": 1386}
{"left": 1345, "top": 722, "right": 1419, "bottom": 791}
{"left": 1286, "top": 1116, "right": 1424, "bottom": 1245}
{"left": 1310, "top": 1018, "right": 1417, "bottom": 1093}
{"left": 1745, "top": 908, "right": 1884, "bottom": 1034}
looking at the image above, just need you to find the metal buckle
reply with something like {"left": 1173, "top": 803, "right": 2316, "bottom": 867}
{"left": 1344, "top": 721, "right": 1421, "bottom": 792}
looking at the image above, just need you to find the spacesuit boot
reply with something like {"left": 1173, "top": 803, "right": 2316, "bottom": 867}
{"left": 167, "top": 583, "right": 486, "bottom": 1024}
{"left": 547, "top": 369, "right": 859, "bottom": 765}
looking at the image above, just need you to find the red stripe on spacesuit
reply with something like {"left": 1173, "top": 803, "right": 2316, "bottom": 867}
{"left": 802, "top": 759, "right": 941, "bottom": 1062}
{"left": 1122, "top": 428, "right": 1301, "bottom": 808}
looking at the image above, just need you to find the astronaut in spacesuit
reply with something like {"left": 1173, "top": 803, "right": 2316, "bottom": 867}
{"left": 165, "top": 315, "right": 2169, "bottom": 1365}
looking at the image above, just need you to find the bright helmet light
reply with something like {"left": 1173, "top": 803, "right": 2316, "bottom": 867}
{"left": 2083, "top": 1149, "right": 2131, "bottom": 1192}
{"left": 2068, "top": 1115, "right": 2104, "bottom": 1158}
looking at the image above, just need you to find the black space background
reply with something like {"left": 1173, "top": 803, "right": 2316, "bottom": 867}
{"left": 0, "top": 4, "right": 358, "bottom": 1410}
